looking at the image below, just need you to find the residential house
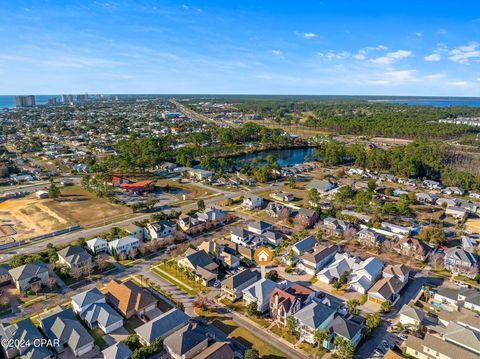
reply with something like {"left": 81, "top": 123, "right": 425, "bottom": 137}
{"left": 348, "top": 257, "right": 384, "bottom": 294}
{"left": 305, "top": 179, "right": 336, "bottom": 193}
{"left": 367, "top": 276, "right": 403, "bottom": 305}
{"left": 443, "top": 187, "right": 465, "bottom": 196}
{"left": 104, "top": 279, "right": 157, "bottom": 319}
{"left": 317, "top": 253, "right": 359, "bottom": 284}
{"left": 270, "top": 191, "right": 294, "bottom": 202}
{"left": 266, "top": 202, "right": 289, "bottom": 218}
{"left": 296, "top": 208, "right": 320, "bottom": 228}
{"left": 193, "top": 342, "right": 235, "bottom": 359}
{"left": 382, "top": 264, "right": 410, "bottom": 290}
{"left": 243, "top": 278, "right": 285, "bottom": 313}
{"left": 146, "top": 220, "right": 176, "bottom": 240}
{"left": 123, "top": 223, "right": 145, "bottom": 240}
{"left": 188, "top": 168, "right": 213, "bottom": 181}
{"left": 163, "top": 324, "right": 208, "bottom": 359}
{"left": 444, "top": 247, "right": 479, "bottom": 279}
{"left": 323, "top": 217, "right": 352, "bottom": 237}
{"left": 71, "top": 287, "right": 105, "bottom": 315}
{"left": 218, "top": 252, "right": 240, "bottom": 269}
{"left": 437, "top": 198, "right": 460, "bottom": 207}
{"left": 178, "top": 214, "right": 203, "bottom": 233}
{"left": 242, "top": 195, "right": 263, "bottom": 210}
{"left": 102, "top": 342, "right": 132, "bottom": 359}
{"left": 423, "top": 180, "right": 443, "bottom": 190}
{"left": 399, "top": 304, "right": 426, "bottom": 329}
{"left": 0, "top": 264, "right": 11, "bottom": 286}
{"left": 393, "top": 236, "right": 433, "bottom": 262}
{"left": 297, "top": 245, "right": 338, "bottom": 275}
{"left": 221, "top": 269, "right": 260, "bottom": 301}
{"left": 57, "top": 245, "right": 92, "bottom": 269}
{"left": 445, "top": 206, "right": 469, "bottom": 220}
{"left": 230, "top": 227, "right": 263, "bottom": 248}
{"left": 86, "top": 237, "right": 108, "bottom": 255}
{"left": 178, "top": 248, "right": 218, "bottom": 286}
{"left": 416, "top": 192, "right": 438, "bottom": 204}
{"left": 291, "top": 235, "right": 317, "bottom": 257}
{"left": 109, "top": 236, "right": 140, "bottom": 257}
{"left": 462, "top": 235, "right": 480, "bottom": 252}
{"left": 135, "top": 308, "right": 190, "bottom": 345}
{"left": 324, "top": 313, "right": 365, "bottom": 349}
{"left": 357, "top": 228, "right": 383, "bottom": 247}
{"left": 81, "top": 302, "right": 124, "bottom": 334}
{"left": 263, "top": 230, "right": 284, "bottom": 247}
{"left": 8, "top": 261, "right": 50, "bottom": 292}
{"left": 247, "top": 220, "right": 272, "bottom": 235}
{"left": 0, "top": 319, "right": 49, "bottom": 359}
{"left": 432, "top": 287, "right": 462, "bottom": 310}
{"left": 270, "top": 284, "right": 314, "bottom": 326}
{"left": 381, "top": 222, "right": 414, "bottom": 236}
{"left": 293, "top": 299, "right": 337, "bottom": 344}
{"left": 197, "top": 207, "right": 226, "bottom": 224}
{"left": 39, "top": 306, "right": 94, "bottom": 357}
{"left": 405, "top": 333, "right": 479, "bottom": 359}
{"left": 443, "top": 321, "right": 480, "bottom": 354}
{"left": 461, "top": 288, "right": 480, "bottom": 312}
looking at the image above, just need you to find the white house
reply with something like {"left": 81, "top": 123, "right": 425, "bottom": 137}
{"left": 108, "top": 236, "right": 140, "bottom": 256}
{"left": 242, "top": 278, "right": 285, "bottom": 312}
{"left": 86, "top": 237, "right": 108, "bottom": 255}
{"left": 317, "top": 253, "right": 359, "bottom": 284}
{"left": 348, "top": 257, "right": 384, "bottom": 294}
{"left": 146, "top": 220, "right": 176, "bottom": 240}
{"left": 72, "top": 287, "right": 105, "bottom": 315}
{"left": 242, "top": 195, "right": 263, "bottom": 210}
{"left": 123, "top": 224, "right": 145, "bottom": 240}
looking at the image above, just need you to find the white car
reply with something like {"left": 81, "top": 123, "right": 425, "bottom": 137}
{"left": 398, "top": 333, "right": 408, "bottom": 341}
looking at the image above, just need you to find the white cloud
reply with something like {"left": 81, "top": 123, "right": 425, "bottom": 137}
{"left": 271, "top": 50, "right": 283, "bottom": 57}
{"left": 353, "top": 45, "right": 387, "bottom": 60}
{"left": 415, "top": 32, "right": 423, "bottom": 37}
{"left": 317, "top": 50, "right": 349, "bottom": 60}
{"left": 448, "top": 42, "right": 480, "bottom": 64}
{"left": 298, "top": 32, "right": 318, "bottom": 39}
{"left": 365, "top": 69, "right": 417, "bottom": 85}
{"left": 424, "top": 53, "right": 441, "bottom": 61}
{"left": 424, "top": 73, "right": 445, "bottom": 80}
{"left": 447, "top": 81, "right": 469, "bottom": 87}
{"left": 370, "top": 50, "right": 412, "bottom": 65}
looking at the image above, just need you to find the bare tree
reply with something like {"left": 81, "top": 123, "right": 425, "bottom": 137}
{"left": 429, "top": 253, "right": 443, "bottom": 271}
{"left": 95, "top": 256, "right": 108, "bottom": 271}
{"left": 118, "top": 252, "right": 128, "bottom": 261}
{"left": 343, "top": 228, "right": 357, "bottom": 242}
{"left": 70, "top": 266, "right": 83, "bottom": 280}
{"left": 381, "top": 239, "right": 394, "bottom": 254}
{"left": 138, "top": 243, "right": 149, "bottom": 255}
{"left": 45, "top": 276, "right": 57, "bottom": 291}
{"left": 82, "top": 262, "right": 95, "bottom": 277}
{"left": 278, "top": 207, "right": 291, "bottom": 222}
{"left": 128, "top": 247, "right": 138, "bottom": 259}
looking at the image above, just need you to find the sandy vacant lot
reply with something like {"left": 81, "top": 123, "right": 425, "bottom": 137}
{"left": 0, "top": 186, "right": 132, "bottom": 240}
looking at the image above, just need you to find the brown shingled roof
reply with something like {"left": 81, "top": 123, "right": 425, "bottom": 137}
{"left": 105, "top": 279, "right": 157, "bottom": 318}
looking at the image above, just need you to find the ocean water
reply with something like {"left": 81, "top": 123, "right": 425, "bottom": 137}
{"left": 0, "top": 95, "right": 59, "bottom": 109}
{"left": 379, "top": 98, "right": 480, "bottom": 107}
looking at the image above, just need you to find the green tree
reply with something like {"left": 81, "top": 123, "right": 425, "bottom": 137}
{"left": 265, "top": 270, "right": 279, "bottom": 282}
{"left": 336, "top": 338, "right": 355, "bottom": 359}
{"left": 308, "top": 188, "right": 320, "bottom": 206}
{"left": 48, "top": 182, "right": 61, "bottom": 199}
{"left": 365, "top": 312, "right": 381, "bottom": 335}
{"left": 381, "top": 300, "right": 393, "bottom": 313}
{"left": 244, "top": 348, "right": 260, "bottom": 359}
{"left": 286, "top": 315, "right": 297, "bottom": 335}
{"left": 197, "top": 199, "right": 206, "bottom": 212}
{"left": 246, "top": 302, "right": 259, "bottom": 317}
{"left": 314, "top": 329, "right": 328, "bottom": 349}
{"left": 346, "top": 299, "right": 360, "bottom": 314}
{"left": 123, "top": 334, "right": 141, "bottom": 351}
{"left": 287, "top": 176, "right": 296, "bottom": 188}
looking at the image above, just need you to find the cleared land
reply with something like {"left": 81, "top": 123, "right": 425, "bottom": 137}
{"left": 0, "top": 186, "right": 131, "bottom": 240}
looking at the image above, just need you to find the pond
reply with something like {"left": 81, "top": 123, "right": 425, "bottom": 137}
{"left": 233, "top": 147, "right": 316, "bottom": 166}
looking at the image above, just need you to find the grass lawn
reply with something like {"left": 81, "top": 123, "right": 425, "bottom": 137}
{"left": 88, "top": 328, "right": 108, "bottom": 349}
{"left": 151, "top": 266, "right": 197, "bottom": 295}
{"left": 201, "top": 310, "right": 288, "bottom": 359}
{"left": 454, "top": 275, "right": 480, "bottom": 288}
{"left": 124, "top": 316, "right": 144, "bottom": 333}
{"left": 153, "top": 261, "right": 209, "bottom": 295}
{"left": 298, "top": 342, "right": 326, "bottom": 358}
{"left": 270, "top": 325, "right": 299, "bottom": 344}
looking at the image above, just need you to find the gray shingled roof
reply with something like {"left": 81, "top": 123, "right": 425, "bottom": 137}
{"left": 293, "top": 299, "right": 336, "bottom": 330}
{"left": 81, "top": 302, "right": 123, "bottom": 329}
{"left": 0, "top": 318, "right": 44, "bottom": 353}
{"left": 71, "top": 287, "right": 104, "bottom": 310}
{"left": 327, "top": 314, "right": 363, "bottom": 340}
{"left": 164, "top": 324, "right": 207, "bottom": 356}
{"left": 102, "top": 342, "right": 132, "bottom": 359}
{"left": 40, "top": 306, "right": 93, "bottom": 353}
{"left": 135, "top": 308, "right": 190, "bottom": 343}
{"left": 444, "top": 321, "right": 480, "bottom": 353}
{"left": 221, "top": 269, "right": 259, "bottom": 289}
{"left": 8, "top": 261, "right": 48, "bottom": 281}
{"left": 57, "top": 245, "right": 92, "bottom": 266}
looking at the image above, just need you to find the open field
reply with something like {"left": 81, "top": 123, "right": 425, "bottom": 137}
{"left": 0, "top": 186, "right": 131, "bottom": 240}
{"left": 156, "top": 179, "right": 215, "bottom": 200}
{"left": 44, "top": 186, "right": 132, "bottom": 227}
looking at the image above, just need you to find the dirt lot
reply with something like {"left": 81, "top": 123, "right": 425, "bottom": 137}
{"left": 0, "top": 186, "right": 131, "bottom": 240}
{"left": 44, "top": 186, "right": 132, "bottom": 228}
{"left": 156, "top": 179, "right": 214, "bottom": 200}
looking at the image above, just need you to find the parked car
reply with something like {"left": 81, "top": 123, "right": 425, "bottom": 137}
{"left": 381, "top": 340, "right": 390, "bottom": 350}
{"left": 398, "top": 333, "right": 408, "bottom": 341}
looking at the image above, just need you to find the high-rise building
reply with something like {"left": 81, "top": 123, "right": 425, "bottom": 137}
{"left": 61, "top": 95, "right": 68, "bottom": 103}
{"left": 67, "top": 95, "right": 74, "bottom": 104}
{"left": 15, "top": 95, "right": 36, "bottom": 108}
{"left": 48, "top": 97, "right": 57, "bottom": 105}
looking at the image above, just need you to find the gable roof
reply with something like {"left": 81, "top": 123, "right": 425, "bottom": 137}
{"left": 293, "top": 300, "right": 336, "bottom": 330}
{"left": 368, "top": 277, "right": 403, "bottom": 301}
{"left": 327, "top": 314, "right": 363, "bottom": 340}
{"left": 395, "top": 236, "right": 432, "bottom": 256}
{"left": 405, "top": 333, "right": 479, "bottom": 359}
{"left": 293, "top": 235, "right": 317, "bottom": 254}
{"left": 135, "top": 308, "right": 190, "bottom": 343}
{"left": 40, "top": 306, "right": 93, "bottom": 352}
{"left": 445, "top": 247, "right": 479, "bottom": 266}
{"left": 270, "top": 284, "right": 312, "bottom": 313}
{"left": 383, "top": 264, "right": 410, "bottom": 278}
{"left": 193, "top": 341, "right": 235, "bottom": 359}
{"left": 222, "top": 269, "right": 259, "bottom": 290}
{"left": 72, "top": 287, "right": 104, "bottom": 310}
{"left": 164, "top": 324, "right": 207, "bottom": 356}
{"left": 81, "top": 302, "right": 123, "bottom": 328}
{"left": 444, "top": 321, "right": 480, "bottom": 354}
{"left": 399, "top": 304, "right": 425, "bottom": 322}
{"left": 102, "top": 342, "right": 132, "bottom": 359}
{"left": 0, "top": 318, "right": 44, "bottom": 353}
{"left": 184, "top": 249, "right": 218, "bottom": 272}
{"left": 8, "top": 261, "right": 48, "bottom": 281}
{"left": 301, "top": 245, "right": 337, "bottom": 264}
{"left": 105, "top": 279, "right": 157, "bottom": 316}
{"left": 243, "top": 278, "right": 280, "bottom": 304}
{"left": 57, "top": 245, "right": 92, "bottom": 266}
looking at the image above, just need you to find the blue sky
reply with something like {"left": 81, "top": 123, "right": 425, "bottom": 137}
{"left": 1, "top": 1, "right": 480, "bottom": 96}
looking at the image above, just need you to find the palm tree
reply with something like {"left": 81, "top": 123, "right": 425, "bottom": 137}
{"left": 346, "top": 299, "right": 360, "bottom": 314}
{"left": 313, "top": 330, "right": 328, "bottom": 349}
